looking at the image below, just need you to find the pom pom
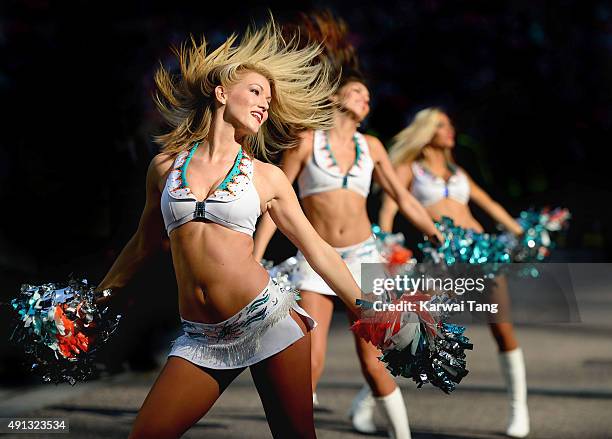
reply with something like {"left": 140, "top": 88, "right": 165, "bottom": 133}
{"left": 379, "top": 322, "right": 473, "bottom": 394}
{"left": 419, "top": 207, "right": 571, "bottom": 275}
{"left": 262, "top": 257, "right": 301, "bottom": 300}
{"left": 352, "top": 293, "right": 473, "bottom": 393}
{"left": 419, "top": 217, "right": 512, "bottom": 268}
{"left": 371, "top": 225, "right": 417, "bottom": 277}
{"left": 8, "top": 278, "right": 121, "bottom": 385}
{"left": 510, "top": 207, "right": 571, "bottom": 262}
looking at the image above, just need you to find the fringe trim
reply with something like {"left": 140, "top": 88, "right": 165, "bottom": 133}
{"left": 170, "top": 285, "right": 298, "bottom": 368}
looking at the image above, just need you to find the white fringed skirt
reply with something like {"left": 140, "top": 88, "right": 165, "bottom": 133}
{"left": 168, "top": 277, "right": 316, "bottom": 369}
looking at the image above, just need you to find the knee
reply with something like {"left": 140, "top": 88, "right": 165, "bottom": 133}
{"left": 311, "top": 351, "right": 325, "bottom": 374}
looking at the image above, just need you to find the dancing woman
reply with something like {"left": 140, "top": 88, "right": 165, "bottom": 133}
{"left": 379, "top": 107, "right": 529, "bottom": 438}
{"left": 95, "top": 20, "right": 377, "bottom": 439}
{"left": 253, "top": 13, "right": 441, "bottom": 439}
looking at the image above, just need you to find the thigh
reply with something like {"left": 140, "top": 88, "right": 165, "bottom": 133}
{"left": 129, "top": 356, "right": 244, "bottom": 439}
{"left": 487, "top": 275, "right": 513, "bottom": 323}
{"left": 486, "top": 276, "right": 519, "bottom": 350}
{"left": 250, "top": 310, "right": 316, "bottom": 439}
{"left": 299, "top": 291, "right": 334, "bottom": 357}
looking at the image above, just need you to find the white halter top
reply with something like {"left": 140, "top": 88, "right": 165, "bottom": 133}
{"left": 297, "top": 130, "right": 374, "bottom": 198}
{"left": 410, "top": 161, "right": 470, "bottom": 206}
{"left": 160, "top": 143, "right": 261, "bottom": 236}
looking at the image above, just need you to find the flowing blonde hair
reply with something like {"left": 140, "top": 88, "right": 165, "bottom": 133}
{"left": 388, "top": 107, "right": 454, "bottom": 166}
{"left": 154, "top": 18, "right": 336, "bottom": 159}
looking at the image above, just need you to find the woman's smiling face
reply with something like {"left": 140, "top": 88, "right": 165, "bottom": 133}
{"left": 219, "top": 70, "right": 272, "bottom": 137}
{"left": 336, "top": 80, "right": 370, "bottom": 121}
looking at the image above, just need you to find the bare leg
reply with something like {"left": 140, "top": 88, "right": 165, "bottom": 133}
{"left": 490, "top": 322, "right": 519, "bottom": 352}
{"left": 299, "top": 291, "right": 334, "bottom": 392}
{"left": 487, "top": 276, "right": 519, "bottom": 352}
{"left": 347, "top": 310, "right": 397, "bottom": 396}
{"left": 129, "top": 357, "right": 244, "bottom": 439}
{"left": 250, "top": 310, "right": 317, "bottom": 439}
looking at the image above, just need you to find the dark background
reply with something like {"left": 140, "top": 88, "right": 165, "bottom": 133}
{"left": 1, "top": 0, "right": 610, "bottom": 382}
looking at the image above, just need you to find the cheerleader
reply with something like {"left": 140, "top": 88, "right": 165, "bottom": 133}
{"left": 95, "top": 19, "right": 382, "bottom": 439}
{"left": 379, "top": 108, "right": 529, "bottom": 438}
{"left": 253, "top": 12, "right": 442, "bottom": 439}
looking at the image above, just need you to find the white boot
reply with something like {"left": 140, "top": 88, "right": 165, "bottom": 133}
{"left": 349, "top": 384, "right": 377, "bottom": 434}
{"left": 499, "top": 348, "right": 530, "bottom": 438}
{"left": 376, "top": 387, "right": 411, "bottom": 439}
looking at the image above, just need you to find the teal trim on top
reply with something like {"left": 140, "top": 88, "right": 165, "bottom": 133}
{"left": 324, "top": 144, "right": 338, "bottom": 166}
{"left": 217, "top": 148, "right": 243, "bottom": 191}
{"left": 179, "top": 142, "right": 200, "bottom": 188}
{"left": 418, "top": 160, "right": 458, "bottom": 180}
{"left": 324, "top": 132, "right": 361, "bottom": 172}
{"left": 180, "top": 143, "right": 243, "bottom": 194}
{"left": 353, "top": 134, "right": 361, "bottom": 169}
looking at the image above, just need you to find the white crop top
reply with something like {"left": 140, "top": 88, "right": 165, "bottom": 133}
{"left": 160, "top": 143, "right": 261, "bottom": 236}
{"left": 410, "top": 161, "right": 470, "bottom": 206}
{"left": 297, "top": 130, "right": 374, "bottom": 198}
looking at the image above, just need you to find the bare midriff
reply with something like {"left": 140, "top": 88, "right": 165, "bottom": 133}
{"left": 424, "top": 198, "right": 484, "bottom": 233}
{"left": 301, "top": 189, "right": 372, "bottom": 248}
{"left": 169, "top": 221, "right": 270, "bottom": 324}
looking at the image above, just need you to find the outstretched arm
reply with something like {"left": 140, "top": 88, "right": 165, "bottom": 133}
{"left": 253, "top": 132, "right": 311, "bottom": 261}
{"left": 263, "top": 164, "right": 362, "bottom": 315}
{"left": 378, "top": 162, "right": 413, "bottom": 232}
{"left": 368, "top": 135, "right": 442, "bottom": 241}
{"left": 96, "top": 154, "right": 171, "bottom": 294}
{"left": 467, "top": 173, "right": 523, "bottom": 235}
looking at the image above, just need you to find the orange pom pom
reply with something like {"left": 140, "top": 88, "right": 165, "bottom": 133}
{"left": 388, "top": 245, "right": 413, "bottom": 265}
